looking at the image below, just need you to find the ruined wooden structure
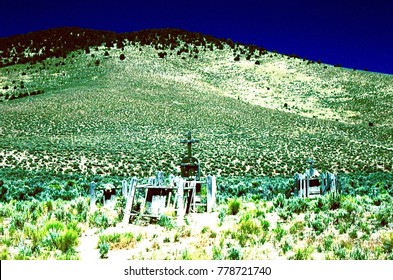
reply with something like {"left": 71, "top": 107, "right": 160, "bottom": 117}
{"left": 89, "top": 131, "right": 217, "bottom": 225}
{"left": 294, "top": 159, "right": 337, "bottom": 198}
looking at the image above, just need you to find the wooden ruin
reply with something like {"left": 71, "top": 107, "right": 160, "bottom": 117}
{"left": 294, "top": 159, "right": 337, "bottom": 198}
{"left": 89, "top": 131, "right": 217, "bottom": 225}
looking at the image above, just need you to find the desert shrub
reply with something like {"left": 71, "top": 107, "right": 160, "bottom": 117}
{"left": 323, "top": 235, "right": 334, "bottom": 251}
{"left": 158, "top": 52, "right": 167, "bottom": 58}
{"left": 273, "top": 193, "right": 286, "bottom": 208}
{"left": 212, "top": 245, "right": 223, "bottom": 260}
{"left": 95, "top": 59, "right": 100, "bottom": 66}
{"left": 226, "top": 245, "right": 241, "bottom": 260}
{"left": 349, "top": 227, "right": 358, "bottom": 239}
{"left": 11, "top": 213, "right": 25, "bottom": 230}
{"left": 237, "top": 217, "right": 262, "bottom": 246}
{"left": 0, "top": 248, "right": 9, "bottom": 260}
{"left": 88, "top": 210, "right": 110, "bottom": 229}
{"left": 227, "top": 198, "right": 241, "bottom": 215}
{"left": 58, "top": 229, "right": 79, "bottom": 253}
{"left": 286, "top": 197, "right": 309, "bottom": 213}
{"left": 119, "top": 54, "right": 126, "bottom": 60}
{"left": 99, "top": 232, "right": 135, "bottom": 249}
{"left": 234, "top": 54, "right": 240, "bottom": 61}
{"left": 309, "top": 217, "right": 326, "bottom": 235}
{"left": 289, "top": 220, "right": 305, "bottom": 235}
{"left": 281, "top": 240, "right": 292, "bottom": 254}
{"left": 381, "top": 232, "right": 393, "bottom": 254}
{"left": 277, "top": 209, "right": 292, "bottom": 221}
{"left": 375, "top": 204, "right": 393, "bottom": 227}
{"left": 273, "top": 224, "right": 286, "bottom": 242}
{"left": 54, "top": 206, "right": 72, "bottom": 223}
{"left": 114, "top": 196, "right": 126, "bottom": 222}
{"left": 158, "top": 214, "right": 174, "bottom": 230}
{"left": 326, "top": 192, "right": 341, "bottom": 210}
{"left": 99, "top": 242, "right": 109, "bottom": 259}
{"left": 333, "top": 244, "right": 347, "bottom": 260}
{"left": 260, "top": 219, "right": 270, "bottom": 231}
{"left": 218, "top": 207, "right": 226, "bottom": 226}
{"left": 349, "top": 246, "right": 368, "bottom": 260}
{"left": 289, "top": 246, "right": 313, "bottom": 260}
{"left": 40, "top": 220, "right": 79, "bottom": 254}
{"left": 181, "top": 249, "right": 192, "bottom": 260}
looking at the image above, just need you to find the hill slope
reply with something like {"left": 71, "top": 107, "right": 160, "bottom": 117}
{"left": 0, "top": 27, "right": 392, "bottom": 179}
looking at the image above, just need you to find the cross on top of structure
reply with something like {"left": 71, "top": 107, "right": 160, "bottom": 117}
{"left": 180, "top": 131, "right": 199, "bottom": 158}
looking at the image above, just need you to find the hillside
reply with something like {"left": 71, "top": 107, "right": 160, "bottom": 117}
{"left": 0, "top": 27, "right": 392, "bottom": 180}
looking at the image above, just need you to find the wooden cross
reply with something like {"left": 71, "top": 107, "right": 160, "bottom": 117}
{"left": 180, "top": 131, "right": 199, "bottom": 158}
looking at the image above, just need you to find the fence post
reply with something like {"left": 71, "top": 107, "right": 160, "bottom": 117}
{"left": 122, "top": 180, "right": 128, "bottom": 198}
{"left": 89, "top": 181, "right": 96, "bottom": 211}
{"left": 176, "top": 178, "right": 185, "bottom": 226}
{"left": 207, "top": 175, "right": 217, "bottom": 212}
{"left": 123, "top": 177, "right": 137, "bottom": 224}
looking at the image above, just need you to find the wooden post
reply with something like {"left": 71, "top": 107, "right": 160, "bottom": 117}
{"left": 122, "top": 177, "right": 137, "bottom": 224}
{"left": 306, "top": 175, "right": 310, "bottom": 198}
{"left": 122, "top": 180, "right": 128, "bottom": 198}
{"left": 207, "top": 175, "right": 217, "bottom": 212}
{"left": 156, "top": 171, "right": 164, "bottom": 186}
{"left": 321, "top": 173, "right": 326, "bottom": 194}
{"left": 89, "top": 181, "right": 96, "bottom": 211}
{"left": 176, "top": 178, "right": 185, "bottom": 226}
{"left": 185, "top": 180, "right": 196, "bottom": 214}
{"left": 330, "top": 173, "right": 337, "bottom": 193}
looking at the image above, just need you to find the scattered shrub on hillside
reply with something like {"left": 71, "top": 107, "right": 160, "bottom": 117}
{"left": 227, "top": 198, "right": 241, "bottom": 215}
{"left": 234, "top": 55, "right": 240, "bottom": 61}
{"left": 349, "top": 246, "right": 368, "bottom": 260}
{"left": 158, "top": 214, "right": 174, "bottom": 230}
{"left": 119, "top": 53, "right": 126, "bottom": 61}
{"left": 158, "top": 52, "right": 167, "bottom": 58}
{"left": 273, "top": 193, "right": 285, "bottom": 208}
{"left": 212, "top": 245, "right": 223, "bottom": 260}
{"left": 381, "top": 232, "right": 393, "bottom": 254}
{"left": 226, "top": 244, "right": 242, "bottom": 260}
{"left": 99, "top": 242, "right": 109, "bottom": 259}
{"left": 95, "top": 59, "right": 100, "bottom": 66}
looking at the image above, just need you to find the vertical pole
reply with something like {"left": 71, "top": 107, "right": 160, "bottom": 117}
{"left": 89, "top": 181, "right": 96, "bottom": 211}
{"left": 207, "top": 175, "right": 212, "bottom": 213}
{"left": 207, "top": 175, "right": 216, "bottom": 212}
{"left": 177, "top": 178, "right": 184, "bottom": 226}
{"left": 123, "top": 177, "right": 137, "bottom": 224}
{"left": 306, "top": 175, "right": 310, "bottom": 198}
{"left": 122, "top": 180, "right": 128, "bottom": 198}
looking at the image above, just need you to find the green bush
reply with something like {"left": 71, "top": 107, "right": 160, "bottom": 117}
{"left": 58, "top": 229, "right": 79, "bottom": 253}
{"left": 289, "top": 246, "right": 313, "bottom": 260}
{"left": 273, "top": 193, "right": 285, "bottom": 208}
{"left": 237, "top": 218, "right": 262, "bottom": 246}
{"left": 349, "top": 246, "right": 368, "bottom": 260}
{"left": 227, "top": 245, "right": 241, "bottom": 260}
{"left": 273, "top": 224, "right": 286, "bottom": 242}
{"left": 381, "top": 232, "right": 393, "bottom": 254}
{"left": 375, "top": 204, "right": 393, "bottom": 227}
{"left": 88, "top": 210, "right": 110, "bottom": 229}
{"left": 158, "top": 215, "right": 174, "bottom": 230}
{"left": 227, "top": 198, "right": 241, "bottom": 215}
{"left": 99, "top": 242, "right": 109, "bottom": 259}
{"left": 212, "top": 245, "right": 223, "bottom": 260}
{"left": 286, "top": 197, "right": 309, "bottom": 214}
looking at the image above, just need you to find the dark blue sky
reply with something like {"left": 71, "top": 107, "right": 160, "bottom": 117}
{"left": 1, "top": 0, "right": 392, "bottom": 74}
